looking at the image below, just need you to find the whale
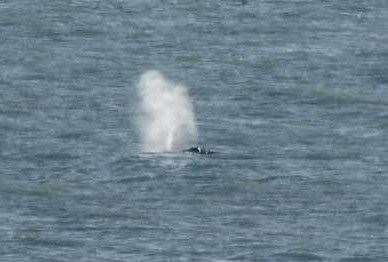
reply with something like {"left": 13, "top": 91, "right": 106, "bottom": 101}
{"left": 183, "top": 146, "right": 214, "bottom": 155}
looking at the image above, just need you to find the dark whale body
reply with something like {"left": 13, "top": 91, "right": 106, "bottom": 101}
{"left": 184, "top": 146, "right": 214, "bottom": 155}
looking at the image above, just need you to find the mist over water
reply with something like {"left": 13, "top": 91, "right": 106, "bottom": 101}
{"left": 137, "top": 71, "right": 197, "bottom": 152}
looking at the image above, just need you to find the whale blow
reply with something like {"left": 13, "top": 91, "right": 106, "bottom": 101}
{"left": 137, "top": 71, "right": 198, "bottom": 152}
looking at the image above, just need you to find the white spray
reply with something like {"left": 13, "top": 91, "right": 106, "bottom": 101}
{"left": 137, "top": 70, "right": 198, "bottom": 152}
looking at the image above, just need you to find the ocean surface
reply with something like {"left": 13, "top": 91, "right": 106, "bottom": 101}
{"left": 1, "top": 0, "right": 388, "bottom": 261}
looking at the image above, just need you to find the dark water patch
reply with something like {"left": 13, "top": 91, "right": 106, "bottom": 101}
{"left": 0, "top": 179, "right": 68, "bottom": 198}
{"left": 17, "top": 73, "right": 49, "bottom": 82}
{"left": 329, "top": 3, "right": 372, "bottom": 15}
{"left": 227, "top": 252, "right": 256, "bottom": 261}
{"left": 0, "top": 108, "right": 33, "bottom": 118}
{"left": 44, "top": 32, "right": 69, "bottom": 43}
{"left": 23, "top": 256, "right": 66, "bottom": 262}
{"left": 340, "top": 257, "right": 387, "bottom": 262}
{"left": 70, "top": 67, "right": 105, "bottom": 80}
{"left": 32, "top": 152, "right": 79, "bottom": 162}
{"left": 253, "top": 175, "right": 307, "bottom": 185}
{"left": 115, "top": 175, "right": 155, "bottom": 184}
{"left": 0, "top": 79, "right": 12, "bottom": 86}
{"left": 367, "top": 67, "right": 388, "bottom": 84}
{"left": 225, "top": 216, "right": 260, "bottom": 229}
{"left": 254, "top": 58, "right": 277, "bottom": 73}
{"left": 180, "top": 197, "right": 209, "bottom": 206}
{"left": 0, "top": 121, "right": 38, "bottom": 133}
{"left": 131, "top": 196, "right": 167, "bottom": 205}
{"left": 361, "top": 214, "right": 388, "bottom": 227}
{"left": 0, "top": 20, "right": 15, "bottom": 28}
{"left": 272, "top": 251, "right": 325, "bottom": 261}
{"left": 265, "top": 89, "right": 294, "bottom": 99}
{"left": 18, "top": 238, "right": 84, "bottom": 248}
{"left": 301, "top": 152, "right": 362, "bottom": 161}
{"left": 375, "top": 118, "right": 388, "bottom": 129}
{"left": 69, "top": 28, "right": 104, "bottom": 38}
{"left": 175, "top": 55, "right": 201, "bottom": 64}
{"left": 280, "top": 11, "right": 304, "bottom": 19}
{"left": 57, "top": 225, "right": 103, "bottom": 233}
{"left": 355, "top": 49, "right": 388, "bottom": 60}
{"left": 306, "top": 88, "right": 388, "bottom": 107}
{"left": 28, "top": 183, "right": 69, "bottom": 198}
{"left": 108, "top": 156, "right": 141, "bottom": 168}
{"left": 56, "top": 131, "right": 93, "bottom": 141}
{"left": 84, "top": 211, "right": 133, "bottom": 221}
{"left": 308, "top": 177, "right": 346, "bottom": 192}
{"left": 116, "top": 225, "right": 171, "bottom": 235}
{"left": 112, "top": 2, "right": 134, "bottom": 14}
{"left": 215, "top": 152, "right": 260, "bottom": 162}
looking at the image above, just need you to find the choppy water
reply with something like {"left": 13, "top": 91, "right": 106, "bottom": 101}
{"left": 1, "top": 0, "right": 388, "bottom": 261}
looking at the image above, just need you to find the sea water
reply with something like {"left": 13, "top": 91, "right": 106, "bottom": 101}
{"left": 0, "top": 0, "right": 387, "bottom": 261}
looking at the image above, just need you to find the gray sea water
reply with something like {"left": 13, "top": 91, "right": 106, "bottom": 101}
{"left": 1, "top": 0, "right": 388, "bottom": 261}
